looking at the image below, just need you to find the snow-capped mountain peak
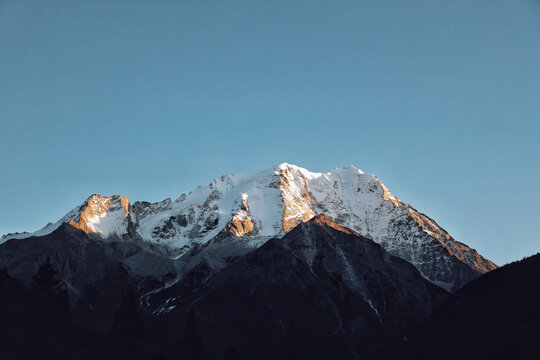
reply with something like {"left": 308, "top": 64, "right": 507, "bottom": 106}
{"left": 1, "top": 163, "right": 496, "bottom": 290}
{"left": 63, "top": 194, "right": 130, "bottom": 236}
{"left": 1, "top": 194, "right": 131, "bottom": 243}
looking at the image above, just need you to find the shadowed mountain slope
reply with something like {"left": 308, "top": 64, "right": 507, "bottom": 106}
{"left": 147, "top": 215, "right": 447, "bottom": 359}
{"left": 396, "top": 253, "right": 540, "bottom": 360}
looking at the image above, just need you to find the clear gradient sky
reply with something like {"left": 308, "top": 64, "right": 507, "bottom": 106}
{"left": 1, "top": 0, "right": 539, "bottom": 265}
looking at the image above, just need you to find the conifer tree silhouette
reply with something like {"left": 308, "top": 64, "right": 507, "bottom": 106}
{"left": 175, "top": 309, "right": 206, "bottom": 360}
{"left": 112, "top": 289, "right": 144, "bottom": 360}
{"left": 30, "top": 257, "right": 70, "bottom": 358}
{"left": 223, "top": 346, "right": 241, "bottom": 360}
{"left": 279, "top": 323, "right": 307, "bottom": 360}
{"left": 32, "top": 257, "right": 69, "bottom": 320}
{"left": 152, "top": 352, "right": 169, "bottom": 360}
{"left": 33, "top": 257, "right": 63, "bottom": 296}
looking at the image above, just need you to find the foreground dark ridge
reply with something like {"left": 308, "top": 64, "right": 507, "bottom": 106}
{"left": 385, "top": 253, "right": 540, "bottom": 360}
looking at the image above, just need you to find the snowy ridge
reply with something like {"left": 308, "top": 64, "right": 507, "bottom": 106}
{"left": 136, "top": 166, "right": 285, "bottom": 249}
{"left": 0, "top": 222, "right": 62, "bottom": 244}
{"left": 1, "top": 163, "right": 496, "bottom": 290}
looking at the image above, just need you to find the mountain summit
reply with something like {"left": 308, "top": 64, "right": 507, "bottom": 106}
{"left": 1, "top": 163, "right": 495, "bottom": 290}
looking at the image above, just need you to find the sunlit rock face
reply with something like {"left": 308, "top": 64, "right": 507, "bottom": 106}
{"left": 278, "top": 167, "right": 317, "bottom": 231}
{"left": 224, "top": 196, "right": 255, "bottom": 237}
{"left": 67, "top": 194, "right": 130, "bottom": 236}
{"left": 1, "top": 163, "right": 496, "bottom": 290}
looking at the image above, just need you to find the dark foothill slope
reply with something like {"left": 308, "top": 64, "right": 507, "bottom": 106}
{"left": 0, "top": 223, "right": 174, "bottom": 294}
{"left": 399, "top": 253, "right": 540, "bottom": 360}
{"left": 148, "top": 214, "right": 447, "bottom": 360}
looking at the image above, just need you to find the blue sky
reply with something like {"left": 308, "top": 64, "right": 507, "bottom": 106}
{"left": 1, "top": 0, "right": 539, "bottom": 265}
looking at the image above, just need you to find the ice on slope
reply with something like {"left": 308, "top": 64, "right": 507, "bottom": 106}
{"left": 135, "top": 163, "right": 401, "bottom": 250}
{"left": 136, "top": 165, "right": 286, "bottom": 249}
